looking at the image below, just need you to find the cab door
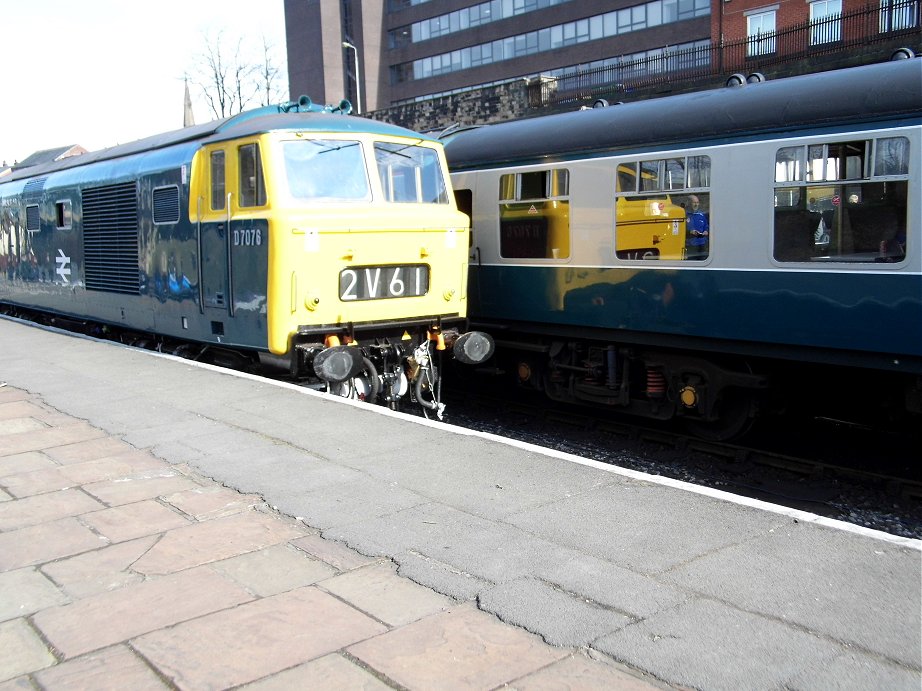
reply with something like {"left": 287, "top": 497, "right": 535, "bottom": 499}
{"left": 199, "top": 148, "right": 231, "bottom": 314}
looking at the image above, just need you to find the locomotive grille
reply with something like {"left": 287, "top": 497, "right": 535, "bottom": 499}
{"left": 152, "top": 185, "right": 180, "bottom": 224}
{"left": 82, "top": 181, "right": 140, "bottom": 294}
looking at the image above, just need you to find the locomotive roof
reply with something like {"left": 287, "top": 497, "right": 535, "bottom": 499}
{"left": 1, "top": 109, "right": 433, "bottom": 184}
{"left": 444, "top": 58, "right": 922, "bottom": 170}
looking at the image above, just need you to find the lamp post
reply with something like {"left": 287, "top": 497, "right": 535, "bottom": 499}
{"left": 342, "top": 41, "right": 362, "bottom": 115}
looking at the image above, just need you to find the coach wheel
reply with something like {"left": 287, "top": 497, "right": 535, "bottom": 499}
{"left": 684, "top": 389, "right": 755, "bottom": 441}
{"left": 891, "top": 47, "right": 915, "bottom": 60}
{"left": 726, "top": 73, "right": 747, "bottom": 88}
{"left": 746, "top": 72, "right": 766, "bottom": 84}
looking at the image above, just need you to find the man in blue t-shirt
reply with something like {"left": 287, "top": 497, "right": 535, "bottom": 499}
{"left": 686, "top": 195, "right": 709, "bottom": 260}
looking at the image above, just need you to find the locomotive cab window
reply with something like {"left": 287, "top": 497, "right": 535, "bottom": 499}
{"left": 374, "top": 143, "right": 449, "bottom": 204}
{"left": 615, "top": 156, "right": 710, "bottom": 261}
{"left": 498, "top": 168, "right": 570, "bottom": 259}
{"left": 773, "top": 137, "right": 908, "bottom": 263}
{"left": 210, "top": 150, "right": 226, "bottom": 211}
{"left": 55, "top": 200, "right": 72, "bottom": 230}
{"left": 238, "top": 143, "right": 266, "bottom": 207}
{"left": 282, "top": 139, "right": 370, "bottom": 201}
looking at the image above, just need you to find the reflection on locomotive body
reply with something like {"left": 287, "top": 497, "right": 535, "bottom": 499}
{"left": 0, "top": 98, "right": 494, "bottom": 416}
{"left": 445, "top": 56, "right": 922, "bottom": 439}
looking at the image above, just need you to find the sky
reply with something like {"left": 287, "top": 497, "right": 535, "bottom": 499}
{"left": 1, "top": 0, "right": 287, "bottom": 166}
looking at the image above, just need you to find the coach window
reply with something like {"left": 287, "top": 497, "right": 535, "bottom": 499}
{"left": 55, "top": 200, "right": 72, "bottom": 230}
{"left": 210, "top": 150, "right": 226, "bottom": 211}
{"left": 615, "top": 156, "right": 710, "bottom": 261}
{"left": 773, "top": 137, "right": 908, "bottom": 262}
{"left": 498, "top": 168, "right": 569, "bottom": 259}
{"left": 238, "top": 143, "right": 266, "bottom": 207}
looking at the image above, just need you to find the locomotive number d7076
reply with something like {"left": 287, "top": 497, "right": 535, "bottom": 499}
{"left": 339, "top": 265, "right": 429, "bottom": 301}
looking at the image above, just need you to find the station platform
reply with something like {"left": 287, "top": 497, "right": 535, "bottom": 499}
{"left": 0, "top": 316, "right": 919, "bottom": 690}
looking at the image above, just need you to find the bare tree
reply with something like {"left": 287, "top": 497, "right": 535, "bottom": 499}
{"left": 192, "top": 30, "right": 288, "bottom": 119}
{"left": 257, "top": 36, "right": 287, "bottom": 107}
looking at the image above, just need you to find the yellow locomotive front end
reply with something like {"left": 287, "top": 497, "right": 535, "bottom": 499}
{"left": 264, "top": 131, "right": 470, "bottom": 352}
{"left": 192, "top": 119, "right": 492, "bottom": 414}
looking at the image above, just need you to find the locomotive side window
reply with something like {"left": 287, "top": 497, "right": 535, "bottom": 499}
{"left": 497, "top": 168, "right": 570, "bottom": 259}
{"left": 374, "top": 143, "right": 449, "bottom": 204}
{"left": 615, "top": 155, "right": 710, "bottom": 260}
{"left": 55, "top": 200, "right": 72, "bottom": 230}
{"left": 238, "top": 143, "right": 266, "bottom": 207}
{"left": 283, "top": 139, "right": 370, "bottom": 201}
{"left": 210, "top": 151, "right": 226, "bottom": 211}
{"left": 773, "top": 137, "right": 908, "bottom": 263}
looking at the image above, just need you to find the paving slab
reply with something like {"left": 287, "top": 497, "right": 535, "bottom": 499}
{"left": 208, "top": 543, "right": 337, "bottom": 597}
{"left": 321, "top": 561, "right": 453, "bottom": 626}
{"left": 0, "top": 518, "right": 106, "bottom": 571}
{"left": 348, "top": 604, "right": 569, "bottom": 689}
{"left": 80, "top": 499, "right": 191, "bottom": 542}
{"left": 33, "top": 645, "right": 168, "bottom": 691}
{"left": 39, "top": 536, "right": 155, "bottom": 599}
{"left": 238, "top": 653, "right": 392, "bottom": 690}
{"left": 133, "top": 586, "right": 388, "bottom": 689}
{"left": 0, "top": 568, "right": 68, "bottom": 622}
{"left": 32, "top": 566, "right": 253, "bottom": 659}
{"left": 0, "top": 619, "right": 56, "bottom": 682}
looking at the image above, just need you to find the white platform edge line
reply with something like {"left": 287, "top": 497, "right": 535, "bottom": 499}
{"left": 5, "top": 315, "right": 920, "bottom": 551}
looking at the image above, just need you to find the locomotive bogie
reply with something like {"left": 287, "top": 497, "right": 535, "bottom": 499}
{"left": 446, "top": 58, "right": 922, "bottom": 436}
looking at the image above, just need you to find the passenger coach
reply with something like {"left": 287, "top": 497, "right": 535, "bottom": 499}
{"left": 445, "top": 56, "right": 921, "bottom": 439}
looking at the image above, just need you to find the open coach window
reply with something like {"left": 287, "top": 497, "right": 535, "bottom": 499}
{"left": 498, "top": 168, "right": 570, "bottom": 259}
{"left": 374, "top": 143, "right": 449, "bottom": 204}
{"left": 773, "top": 137, "right": 908, "bottom": 262}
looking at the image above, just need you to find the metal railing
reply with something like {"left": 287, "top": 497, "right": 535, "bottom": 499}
{"left": 529, "top": 0, "right": 921, "bottom": 106}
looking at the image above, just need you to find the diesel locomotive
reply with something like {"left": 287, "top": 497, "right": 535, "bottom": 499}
{"left": 0, "top": 97, "right": 493, "bottom": 416}
{"left": 445, "top": 55, "right": 922, "bottom": 439}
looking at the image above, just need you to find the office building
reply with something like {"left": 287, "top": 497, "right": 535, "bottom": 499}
{"left": 284, "top": 0, "right": 712, "bottom": 113}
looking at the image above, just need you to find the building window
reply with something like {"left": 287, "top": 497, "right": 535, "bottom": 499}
{"left": 746, "top": 10, "right": 776, "bottom": 55}
{"left": 879, "top": 0, "right": 919, "bottom": 31}
{"left": 810, "top": 0, "right": 842, "bottom": 45}
{"left": 403, "top": 0, "right": 710, "bottom": 82}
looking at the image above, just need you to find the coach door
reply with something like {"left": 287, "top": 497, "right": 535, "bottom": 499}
{"left": 199, "top": 148, "right": 232, "bottom": 315}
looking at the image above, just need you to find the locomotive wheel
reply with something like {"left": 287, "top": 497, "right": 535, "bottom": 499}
{"left": 684, "top": 389, "right": 755, "bottom": 441}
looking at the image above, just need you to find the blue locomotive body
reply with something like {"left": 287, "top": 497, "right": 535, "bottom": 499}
{"left": 1, "top": 101, "right": 494, "bottom": 414}
{"left": 446, "top": 57, "right": 922, "bottom": 437}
